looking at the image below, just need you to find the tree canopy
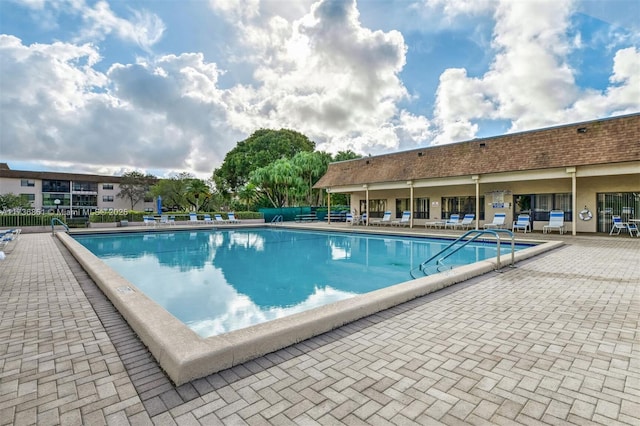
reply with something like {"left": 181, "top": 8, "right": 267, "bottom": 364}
{"left": 117, "top": 171, "right": 156, "bottom": 210}
{"left": 212, "top": 128, "right": 315, "bottom": 196}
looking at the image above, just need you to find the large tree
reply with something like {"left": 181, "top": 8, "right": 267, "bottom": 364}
{"left": 213, "top": 129, "right": 315, "bottom": 198}
{"left": 117, "top": 171, "right": 156, "bottom": 210}
{"left": 292, "top": 151, "right": 332, "bottom": 206}
{"left": 249, "top": 159, "right": 305, "bottom": 208}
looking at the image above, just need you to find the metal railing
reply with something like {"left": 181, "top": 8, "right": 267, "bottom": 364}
{"left": 51, "top": 218, "right": 70, "bottom": 234}
{"left": 270, "top": 215, "right": 283, "bottom": 225}
{"left": 411, "top": 229, "right": 515, "bottom": 278}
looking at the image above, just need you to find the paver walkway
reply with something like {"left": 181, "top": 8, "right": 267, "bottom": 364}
{"left": 0, "top": 231, "right": 638, "bottom": 425}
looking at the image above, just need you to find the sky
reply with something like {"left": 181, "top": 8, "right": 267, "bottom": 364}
{"left": 0, "top": 0, "right": 639, "bottom": 180}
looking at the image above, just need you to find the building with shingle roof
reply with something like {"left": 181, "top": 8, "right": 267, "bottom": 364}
{"left": 315, "top": 113, "right": 640, "bottom": 235}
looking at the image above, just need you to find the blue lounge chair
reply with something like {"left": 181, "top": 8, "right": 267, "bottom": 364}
{"left": 345, "top": 213, "right": 354, "bottom": 225}
{"left": 392, "top": 211, "right": 411, "bottom": 227}
{"left": 0, "top": 228, "right": 21, "bottom": 250}
{"left": 227, "top": 212, "right": 241, "bottom": 223}
{"left": 371, "top": 211, "right": 392, "bottom": 226}
{"left": 609, "top": 215, "right": 627, "bottom": 235}
{"left": 204, "top": 214, "right": 215, "bottom": 224}
{"left": 189, "top": 213, "right": 200, "bottom": 224}
{"left": 444, "top": 214, "right": 461, "bottom": 229}
{"left": 483, "top": 213, "right": 506, "bottom": 229}
{"left": 213, "top": 214, "right": 228, "bottom": 224}
{"left": 512, "top": 214, "right": 531, "bottom": 233}
{"left": 143, "top": 216, "right": 157, "bottom": 227}
{"left": 455, "top": 213, "right": 475, "bottom": 229}
{"left": 543, "top": 211, "right": 565, "bottom": 234}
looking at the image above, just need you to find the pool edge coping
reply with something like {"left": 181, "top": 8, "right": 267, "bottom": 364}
{"left": 57, "top": 230, "right": 563, "bottom": 385}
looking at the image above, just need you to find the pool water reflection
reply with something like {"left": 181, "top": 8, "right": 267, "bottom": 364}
{"left": 74, "top": 228, "right": 524, "bottom": 338}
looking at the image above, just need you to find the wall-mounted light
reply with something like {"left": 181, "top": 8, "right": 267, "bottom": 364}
{"left": 577, "top": 127, "right": 588, "bottom": 133}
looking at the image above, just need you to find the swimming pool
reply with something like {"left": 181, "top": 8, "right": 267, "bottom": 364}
{"left": 58, "top": 226, "right": 561, "bottom": 384}
{"left": 73, "top": 228, "right": 530, "bottom": 338}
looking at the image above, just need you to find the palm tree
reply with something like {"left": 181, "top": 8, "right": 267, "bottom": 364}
{"left": 186, "top": 179, "right": 211, "bottom": 212}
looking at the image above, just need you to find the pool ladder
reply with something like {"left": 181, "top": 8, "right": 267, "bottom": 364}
{"left": 410, "top": 229, "right": 515, "bottom": 278}
{"left": 271, "top": 215, "right": 283, "bottom": 225}
{"left": 51, "top": 218, "right": 70, "bottom": 234}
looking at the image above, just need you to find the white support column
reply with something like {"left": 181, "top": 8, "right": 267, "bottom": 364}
{"left": 567, "top": 167, "right": 577, "bottom": 235}
{"left": 472, "top": 175, "right": 480, "bottom": 230}
{"left": 407, "top": 180, "right": 414, "bottom": 228}
{"left": 364, "top": 184, "right": 369, "bottom": 226}
{"left": 326, "top": 188, "right": 331, "bottom": 224}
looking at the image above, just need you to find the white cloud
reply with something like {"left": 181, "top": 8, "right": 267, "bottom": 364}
{"left": 431, "top": 0, "right": 639, "bottom": 143}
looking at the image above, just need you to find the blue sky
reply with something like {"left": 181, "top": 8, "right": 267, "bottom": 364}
{"left": 0, "top": 0, "right": 638, "bottom": 179}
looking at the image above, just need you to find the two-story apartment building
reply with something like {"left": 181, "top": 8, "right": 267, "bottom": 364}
{"left": 0, "top": 164, "right": 155, "bottom": 216}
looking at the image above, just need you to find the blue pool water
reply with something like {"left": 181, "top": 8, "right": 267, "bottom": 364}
{"left": 74, "top": 228, "right": 529, "bottom": 338}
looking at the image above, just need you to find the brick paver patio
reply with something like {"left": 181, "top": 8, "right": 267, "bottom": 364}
{"left": 1, "top": 229, "right": 638, "bottom": 425}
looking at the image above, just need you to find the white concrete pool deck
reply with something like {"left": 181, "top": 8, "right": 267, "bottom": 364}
{"left": 0, "top": 224, "right": 638, "bottom": 425}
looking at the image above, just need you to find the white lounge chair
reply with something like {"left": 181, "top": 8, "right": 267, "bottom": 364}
{"left": 213, "top": 214, "right": 228, "bottom": 224}
{"left": 444, "top": 214, "right": 461, "bottom": 229}
{"left": 455, "top": 214, "right": 475, "bottom": 229}
{"left": 227, "top": 212, "right": 241, "bottom": 223}
{"left": 371, "top": 211, "right": 392, "bottom": 226}
{"left": 512, "top": 214, "right": 531, "bottom": 233}
{"left": 609, "top": 215, "right": 627, "bottom": 235}
{"left": 143, "top": 216, "right": 156, "bottom": 227}
{"left": 0, "top": 228, "right": 21, "bottom": 249}
{"left": 345, "top": 213, "right": 354, "bottom": 225}
{"left": 392, "top": 211, "right": 411, "bottom": 227}
{"left": 204, "top": 214, "right": 216, "bottom": 224}
{"left": 189, "top": 213, "right": 200, "bottom": 224}
{"left": 543, "top": 211, "right": 565, "bottom": 234}
{"left": 483, "top": 213, "right": 506, "bottom": 229}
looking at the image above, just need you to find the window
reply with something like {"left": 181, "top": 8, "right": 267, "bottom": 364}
{"left": 441, "top": 196, "right": 485, "bottom": 220}
{"left": 103, "top": 195, "right": 114, "bottom": 202}
{"left": 21, "top": 179, "right": 35, "bottom": 187}
{"left": 413, "top": 197, "right": 430, "bottom": 219}
{"left": 395, "top": 198, "right": 411, "bottom": 218}
{"left": 42, "top": 180, "right": 70, "bottom": 193}
{"left": 597, "top": 192, "right": 639, "bottom": 232}
{"left": 42, "top": 193, "right": 70, "bottom": 207}
{"left": 359, "top": 199, "right": 386, "bottom": 218}
{"left": 73, "top": 181, "right": 98, "bottom": 192}
{"left": 102, "top": 184, "right": 114, "bottom": 190}
{"left": 20, "top": 194, "right": 35, "bottom": 205}
{"left": 514, "top": 193, "right": 572, "bottom": 221}
{"left": 74, "top": 195, "right": 98, "bottom": 207}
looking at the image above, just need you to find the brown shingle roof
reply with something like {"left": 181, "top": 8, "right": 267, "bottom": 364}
{"left": 315, "top": 113, "right": 640, "bottom": 188}
{"left": 0, "top": 167, "right": 124, "bottom": 183}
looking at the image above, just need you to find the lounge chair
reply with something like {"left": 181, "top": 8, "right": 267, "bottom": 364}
{"left": 392, "top": 211, "right": 411, "bottom": 227}
{"left": 512, "top": 214, "right": 531, "bottom": 233}
{"left": 168, "top": 215, "right": 176, "bottom": 225}
{"left": 444, "top": 214, "right": 461, "bottom": 229}
{"left": 627, "top": 221, "right": 639, "bottom": 237}
{"left": 357, "top": 213, "right": 368, "bottom": 225}
{"left": 455, "top": 213, "right": 475, "bottom": 229}
{"left": 227, "top": 212, "right": 241, "bottom": 223}
{"left": 203, "top": 214, "right": 216, "bottom": 224}
{"left": 345, "top": 213, "right": 354, "bottom": 225}
{"left": 189, "top": 213, "right": 200, "bottom": 224}
{"left": 483, "top": 213, "right": 506, "bottom": 229}
{"left": 213, "top": 214, "right": 228, "bottom": 224}
{"left": 609, "top": 215, "right": 627, "bottom": 235}
{"left": 158, "top": 215, "right": 171, "bottom": 226}
{"left": 543, "top": 211, "right": 565, "bottom": 234}
{"left": 0, "top": 228, "right": 21, "bottom": 250}
{"left": 143, "top": 216, "right": 157, "bottom": 227}
{"left": 371, "top": 211, "right": 392, "bottom": 226}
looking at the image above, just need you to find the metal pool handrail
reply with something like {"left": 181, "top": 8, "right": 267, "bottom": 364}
{"left": 51, "top": 218, "right": 70, "bottom": 234}
{"left": 411, "top": 229, "right": 515, "bottom": 278}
